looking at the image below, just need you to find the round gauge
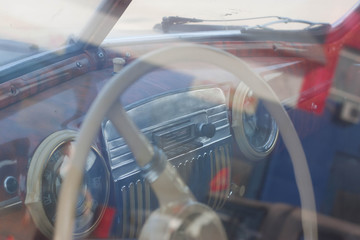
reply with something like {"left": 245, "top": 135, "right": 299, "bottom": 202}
{"left": 25, "top": 130, "right": 109, "bottom": 238}
{"left": 232, "top": 82, "right": 279, "bottom": 160}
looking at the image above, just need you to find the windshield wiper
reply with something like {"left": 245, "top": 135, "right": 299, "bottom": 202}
{"left": 156, "top": 16, "right": 248, "bottom": 33}
{"left": 250, "top": 17, "right": 328, "bottom": 30}
{"left": 159, "top": 16, "right": 206, "bottom": 33}
{"left": 156, "top": 16, "right": 330, "bottom": 33}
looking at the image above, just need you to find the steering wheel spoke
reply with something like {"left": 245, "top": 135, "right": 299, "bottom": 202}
{"left": 107, "top": 101, "right": 154, "bottom": 167}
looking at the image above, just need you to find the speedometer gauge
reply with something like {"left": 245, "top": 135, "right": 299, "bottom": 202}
{"left": 25, "top": 130, "right": 109, "bottom": 238}
{"left": 232, "top": 82, "right": 279, "bottom": 160}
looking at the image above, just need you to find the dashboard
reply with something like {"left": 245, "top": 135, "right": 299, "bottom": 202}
{"left": 0, "top": 43, "right": 285, "bottom": 239}
{"left": 1, "top": 37, "right": 360, "bottom": 240}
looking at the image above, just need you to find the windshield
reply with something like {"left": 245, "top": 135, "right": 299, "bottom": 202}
{"left": 0, "top": 0, "right": 101, "bottom": 65}
{"left": 108, "top": 0, "right": 358, "bottom": 37}
{"left": 0, "top": 0, "right": 358, "bottom": 66}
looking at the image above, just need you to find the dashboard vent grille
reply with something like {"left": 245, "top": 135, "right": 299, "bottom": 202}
{"left": 208, "top": 144, "right": 231, "bottom": 210}
{"left": 120, "top": 179, "right": 151, "bottom": 239}
{"left": 118, "top": 143, "right": 231, "bottom": 238}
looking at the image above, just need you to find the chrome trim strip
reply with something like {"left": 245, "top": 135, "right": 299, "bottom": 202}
{"left": 218, "top": 146, "right": 227, "bottom": 209}
{"left": 215, "top": 124, "right": 231, "bottom": 131}
{"left": 121, "top": 186, "right": 127, "bottom": 239}
{"left": 129, "top": 182, "right": 136, "bottom": 238}
{"left": 189, "top": 159, "right": 194, "bottom": 183}
{"left": 144, "top": 180, "right": 151, "bottom": 218}
{"left": 208, "top": 150, "right": 215, "bottom": 207}
{"left": 215, "top": 148, "right": 222, "bottom": 209}
{"left": 0, "top": 159, "right": 17, "bottom": 169}
{"left": 225, "top": 144, "right": 231, "bottom": 204}
{"left": 136, "top": 180, "right": 143, "bottom": 236}
{"left": 177, "top": 163, "right": 184, "bottom": 181}
{"left": 102, "top": 30, "right": 242, "bottom": 47}
{"left": 184, "top": 160, "right": 189, "bottom": 182}
{"left": 0, "top": 196, "right": 22, "bottom": 212}
{"left": 213, "top": 149, "right": 221, "bottom": 209}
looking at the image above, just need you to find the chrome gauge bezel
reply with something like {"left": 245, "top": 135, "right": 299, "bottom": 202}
{"left": 232, "top": 82, "right": 279, "bottom": 160}
{"left": 25, "top": 130, "right": 110, "bottom": 238}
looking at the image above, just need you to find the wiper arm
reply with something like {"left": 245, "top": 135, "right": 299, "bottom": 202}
{"left": 251, "top": 17, "right": 328, "bottom": 30}
{"left": 157, "top": 15, "right": 330, "bottom": 33}
{"left": 158, "top": 16, "right": 253, "bottom": 33}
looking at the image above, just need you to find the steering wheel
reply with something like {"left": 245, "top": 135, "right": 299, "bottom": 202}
{"left": 53, "top": 44, "right": 318, "bottom": 240}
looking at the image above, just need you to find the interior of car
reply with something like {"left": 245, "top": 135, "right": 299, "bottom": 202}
{"left": 1, "top": 0, "right": 360, "bottom": 239}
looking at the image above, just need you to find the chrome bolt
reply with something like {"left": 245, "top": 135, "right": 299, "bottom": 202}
{"left": 98, "top": 52, "right": 104, "bottom": 58}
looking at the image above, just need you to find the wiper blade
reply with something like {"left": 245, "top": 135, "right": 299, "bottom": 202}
{"left": 251, "top": 17, "right": 329, "bottom": 30}
{"left": 157, "top": 15, "right": 330, "bottom": 33}
{"left": 158, "top": 16, "right": 253, "bottom": 33}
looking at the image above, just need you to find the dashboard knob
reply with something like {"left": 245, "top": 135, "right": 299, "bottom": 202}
{"left": 4, "top": 176, "right": 18, "bottom": 194}
{"left": 197, "top": 123, "right": 216, "bottom": 138}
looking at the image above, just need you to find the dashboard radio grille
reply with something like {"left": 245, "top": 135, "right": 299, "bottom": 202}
{"left": 118, "top": 143, "right": 231, "bottom": 239}
{"left": 102, "top": 88, "right": 231, "bottom": 181}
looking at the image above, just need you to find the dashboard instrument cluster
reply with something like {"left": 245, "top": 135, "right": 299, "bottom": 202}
{"left": 25, "top": 130, "right": 110, "bottom": 238}
{"left": 232, "top": 82, "right": 279, "bottom": 160}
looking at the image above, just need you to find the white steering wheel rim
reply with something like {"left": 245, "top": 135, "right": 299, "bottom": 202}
{"left": 53, "top": 44, "right": 318, "bottom": 240}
